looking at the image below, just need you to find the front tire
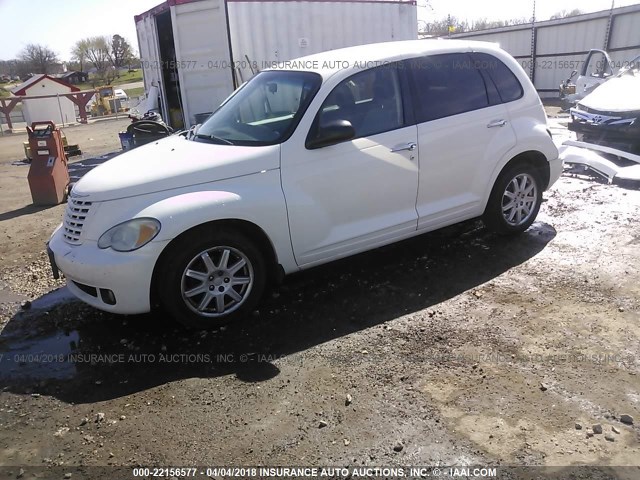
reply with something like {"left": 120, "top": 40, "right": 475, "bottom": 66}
{"left": 158, "top": 228, "right": 267, "bottom": 329}
{"left": 483, "top": 164, "right": 543, "bottom": 235}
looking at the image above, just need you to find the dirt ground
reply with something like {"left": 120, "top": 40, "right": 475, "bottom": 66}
{"left": 0, "top": 113, "right": 638, "bottom": 479}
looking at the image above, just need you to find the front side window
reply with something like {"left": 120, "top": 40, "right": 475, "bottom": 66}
{"left": 407, "top": 53, "right": 489, "bottom": 123}
{"left": 309, "top": 64, "right": 404, "bottom": 142}
{"left": 196, "top": 70, "right": 322, "bottom": 146}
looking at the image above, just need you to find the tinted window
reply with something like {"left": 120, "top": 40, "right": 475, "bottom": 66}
{"left": 472, "top": 53, "right": 523, "bottom": 103}
{"left": 407, "top": 53, "right": 489, "bottom": 123}
{"left": 311, "top": 64, "right": 404, "bottom": 141}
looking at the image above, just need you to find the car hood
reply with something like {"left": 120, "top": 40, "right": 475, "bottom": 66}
{"left": 579, "top": 74, "right": 640, "bottom": 112}
{"left": 73, "top": 135, "right": 280, "bottom": 201}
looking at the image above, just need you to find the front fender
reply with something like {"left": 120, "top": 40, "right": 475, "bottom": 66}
{"left": 89, "top": 170, "right": 298, "bottom": 274}
{"left": 142, "top": 170, "right": 297, "bottom": 273}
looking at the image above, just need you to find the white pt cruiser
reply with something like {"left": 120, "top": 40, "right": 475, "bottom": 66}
{"left": 48, "top": 40, "right": 561, "bottom": 329}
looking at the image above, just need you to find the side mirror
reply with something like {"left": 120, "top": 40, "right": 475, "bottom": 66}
{"left": 569, "top": 69, "right": 578, "bottom": 80}
{"left": 306, "top": 120, "right": 356, "bottom": 149}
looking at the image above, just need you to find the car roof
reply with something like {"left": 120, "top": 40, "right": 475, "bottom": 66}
{"left": 267, "top": 39, "right": 505, "bottom": 80}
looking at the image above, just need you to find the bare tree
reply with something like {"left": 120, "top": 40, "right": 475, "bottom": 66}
{"left": 71, "top": 39, "right": 90, "bottom": 73}
{"left": 471, "top": 17, "right": 530, "bottom": 30}
{"left": 550, "top": 9, "right": 583, "bottom": 20}
{"left": 80, "top": 36, "right": 116, "bottom": 85}
{"left": 19, "top": 44, "right": 59, "bottom": 74}
{"left": 420, "top": 16, "right": 470, "bottom": 36}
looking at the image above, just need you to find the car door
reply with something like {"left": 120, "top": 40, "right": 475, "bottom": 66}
{"left": 576, "top": 49, "right": 613, "bottom": 98}
{"left": 406, "top": 53, "right": 517, "bottom": 229}
{"left": 280, "top": 64, "right": 419, "bottom": 267}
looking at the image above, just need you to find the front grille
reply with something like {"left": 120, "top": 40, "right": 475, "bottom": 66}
{"left": 63, "top": 198, "right": 93, "bottom": 244}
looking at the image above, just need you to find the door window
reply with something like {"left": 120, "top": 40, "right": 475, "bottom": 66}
{"left": 407, "top": 53, "right": 490, "bottom": 122}
{"left": 471, "top": 53, "right": 523, "bottom": 103}
{"left": 311, "top": 65, "right": 404, "bottom": 141}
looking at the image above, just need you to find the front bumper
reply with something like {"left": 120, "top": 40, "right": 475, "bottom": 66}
{"left": 568, "top": 108, "right": 640, "bottom": 151}
{"left": 48, "top": 226, "right": 169, "bottom": 314}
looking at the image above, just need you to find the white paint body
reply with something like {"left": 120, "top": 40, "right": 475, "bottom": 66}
{"left": 49, "top": 40, "right": 561, "bottom": 315}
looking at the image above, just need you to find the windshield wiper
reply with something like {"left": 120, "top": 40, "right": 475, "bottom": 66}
{"left": 195, "top": 133, "right": 234, "bottom": 145}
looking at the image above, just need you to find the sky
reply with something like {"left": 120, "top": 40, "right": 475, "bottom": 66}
{"left": 0, "top": 0, "right": 638, "bottom": 61}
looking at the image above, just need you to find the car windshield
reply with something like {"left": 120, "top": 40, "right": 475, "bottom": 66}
{"left": 195, "top": 70, "right": 322, "bottom": 146}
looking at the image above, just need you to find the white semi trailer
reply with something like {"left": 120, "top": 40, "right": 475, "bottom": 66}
{"left": 135, "top": 0, "right": 418, "bottom": 129}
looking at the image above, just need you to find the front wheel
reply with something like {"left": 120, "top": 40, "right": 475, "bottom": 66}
{"left": 158, "top": 228, "right": 267, "bottom": 329}
{"left": 483, "top": 165, "right": 543, "bottom": 235}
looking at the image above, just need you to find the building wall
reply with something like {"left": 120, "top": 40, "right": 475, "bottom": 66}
{"left": 22, "top": 79, "right": 77, "bottom": 126}
{"left": 451, "top": 4, "right": 640, "bottom": 98}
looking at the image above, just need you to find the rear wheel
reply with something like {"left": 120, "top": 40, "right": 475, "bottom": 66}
{"left": 158, "top": 228, "right": 267, "bottom": 329}
{"left": 483, "top": 164, "right": 542, "bottom": 234}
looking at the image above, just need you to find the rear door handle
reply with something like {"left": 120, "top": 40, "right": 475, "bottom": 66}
{"left": 391, "top": 142, "right": 417, "bottom": 153}
{"left": 487, "top": 119, "right": 507, "bottom": 128}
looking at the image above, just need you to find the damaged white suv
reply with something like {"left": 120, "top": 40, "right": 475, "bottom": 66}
{"left": 48, "top": 40, "right": 561, "bottom": 328}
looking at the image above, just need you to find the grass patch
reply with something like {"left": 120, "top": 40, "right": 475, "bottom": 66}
{"left": 124, "top": 87, "right": 145, "bottom": 98}
{"left": 75, "top": 70, "right": 144, "bottom": 89}
{"left": 109, "top": 70, "right": 144, "bottom": 86}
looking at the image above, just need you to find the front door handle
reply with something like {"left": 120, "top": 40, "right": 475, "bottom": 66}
{"left": 487, "top": 119, "right": 507, "bottom": 128}
{"left": 391, "top": 142, "right": 417, "bottom": 153}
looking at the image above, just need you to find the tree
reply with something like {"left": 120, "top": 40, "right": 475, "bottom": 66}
{"left": 422, "top": 15, "right": 532, "bottom": 36}
{"left": 82, "top": 36, "right": 116, "bottom": 85}
{"left": 471, "top": 17, "right": 529, "bottom": 30}
{"left": 19, "top": 43, "right": 59, "bottom": 74}
{"left": 420, "top": 16, "right": 469, "bottom": 37}
{"left": 550, "top": 9, "right": 583, "bottom": 20}
{"left": 71, "top": 39, "right": 90, "bottom": 73}
{"left": 110, "top": 35, "right": 134, "bottom": 71}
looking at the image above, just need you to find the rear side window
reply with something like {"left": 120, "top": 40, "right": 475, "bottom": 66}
{"left": 406, "top": 53, "right": 489, "bottom": 123}
{"left": 472, "top": 52, "right": 523, "bottom": 103}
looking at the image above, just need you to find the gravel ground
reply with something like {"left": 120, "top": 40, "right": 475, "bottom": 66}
{"left": 0, "top": 111, "right": 639, "bottom": 479}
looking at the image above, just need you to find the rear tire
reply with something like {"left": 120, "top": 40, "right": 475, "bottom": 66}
{"left": 158, "top": 228, "right": 267, "bottom": 329}
{"left": 483, "top": 164, "right": 543, "bottom": 235}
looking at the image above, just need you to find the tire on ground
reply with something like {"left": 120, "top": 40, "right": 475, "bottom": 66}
{"left": 483, "top": 163, "right": 543, "bottom": 235}
{"left": 158, "top": 227, "right": 267, "bottom": 329}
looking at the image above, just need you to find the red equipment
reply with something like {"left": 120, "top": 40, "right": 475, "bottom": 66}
{"left": 26, "top": 122, "right": 70, "bottom": 205}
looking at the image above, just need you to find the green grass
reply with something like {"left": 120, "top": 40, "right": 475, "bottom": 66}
{"left": 124, "top": 87, "right": 145, "bottom": 98}
{"left": 0, "top": 87, "right": 9, "bottom": 98}
{"left": 75, "top": 70, "right": 144, "bottom": 89}
{"left": 109, "top": 70, "right": 143, "bottom": 86}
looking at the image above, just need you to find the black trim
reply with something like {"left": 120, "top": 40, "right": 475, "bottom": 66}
{"left": 46, "top": 243, "right": 59, "bottom": 280}
{"left": 397, "top": 62, "right": 416, "bottom": 127}
{"left": 72, "top": 281, "right": 97, "bottom": 298}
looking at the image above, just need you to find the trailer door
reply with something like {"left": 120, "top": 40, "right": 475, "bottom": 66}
{"left": 136, "top": 14, "right": 169, "bottom": 121}
{"left": 171, "top": 0, "right": 235, "bottom": 127}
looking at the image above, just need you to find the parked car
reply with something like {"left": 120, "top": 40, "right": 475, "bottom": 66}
{"left": 114, "top": 88, "right": 128, "bottom": 101}
{"left": 569, "top": 55, "right": 640, "bottom": 153}
{"left": 48, "top": 40, "right": 561, "bottom": 328}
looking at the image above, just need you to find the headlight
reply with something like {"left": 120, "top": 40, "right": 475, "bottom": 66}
{"left": 98, "top": 218, "right": 161, "bottom": 252}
